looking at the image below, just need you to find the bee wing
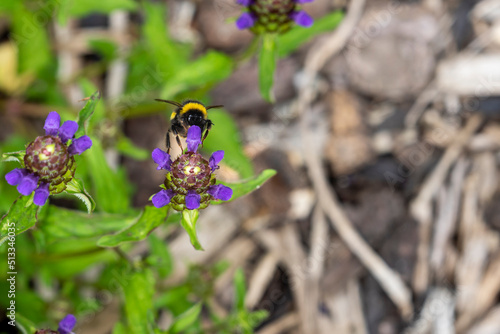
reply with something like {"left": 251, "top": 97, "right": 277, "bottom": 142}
{"left": 213, "top": 0, "right": 242, "bottom": 22}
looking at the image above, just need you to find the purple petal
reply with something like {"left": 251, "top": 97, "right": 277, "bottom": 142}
{"left": 152, "top": 148, "right": 172, "bottom": 171}
{"left": 68, "top": 136, "right": 92, "bottom": 155}
{"left": 209, "top": 150, "right": 224, "bottom": 171}
{"left": 17, "top": 173, "right": 39, "bottom": 196}
{"left": 58, "top": 120, "right": 78, "bottom": 143}
{"left": 34, "top": 183, "right": 50, "bottom": 206}
{"left": 237, "top": 0, "right": 254, "bottom": 5}
{"left": 186, "top": 126, "right": 202, "bottom": 152}
{"left": 5, "top": 168, "right": 28, "bottom": 186}
{"left": 295, "top": 0, "right": 314, "bottom": 3}
{"left": 236, "top": 12, "right": 256, "bottom": 30}
{"left": 152, "top": 189, "right": 175, "bottom": 208}
{"left": 44, "top": 111, "right": 61, "bottom": 136}
{"left": 208, "top": 184, "right": 233, "bottom": 201}
{"left": 185, "top": 191, "right": 201, "bottom": 210}
{"left": 58, "top": 314, "right": 76, "bottom": 334}
{"left": 290, "top": 10, "right": 313, "bottom": 27}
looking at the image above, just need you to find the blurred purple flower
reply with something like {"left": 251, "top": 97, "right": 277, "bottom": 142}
{"left": 236, "top": 12, "right": 256, "bottom": 30}
{"left": 58, "top": 314, "right": 76, "bottom": 334}
{"left": 235, "top": 0, "right": 314, "bottom": 32}
{"left": 290, "top": 10, "right": 313, "bottom": 27}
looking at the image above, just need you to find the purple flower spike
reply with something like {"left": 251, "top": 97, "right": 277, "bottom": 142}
{"left": 58, "top": 121, "right": 78, "bottom": 143}
{"left": 68, "top": 136, "right": 92, "bottom": 155}
{"left": 152, "top": 189, "right": 175, "bottom": 208}
{"left": 44, "top": 111, "right": 61, "bottom": 136}
{"left": 17, "top": 173, "right": 39, "bottom": 196}
{"left": 237, "top": 0, "right": 254, "bottom": 5}
{"left": 5, "top": 168, "right": 27, "bottom": 186}
{"left": 152, "top": 148, "right": 172, "bottom": 171}
{"left": 58, "top": 314, "right": 76, "bottom": 334}
{"left": 34, "top": 183, "right": 50, "bottom": 206}
{"left": 186, "top": 126, "right": 202, "bottom": 152}
{"left": 290, "top": 10, "right": 313, "bottom": 27}
{"left": 209, "top": 150, "right": 224, "bottom": 171}
{"left": 236, "top": 12, "right": 256, "bottom": 30}
{"left": 208, "top": 184, "right": 233, "bottom": 201}
{"left": 185, "top": 190, "right": 201, "bottom": 210}
{"left": 295, "top": 0, "right": 314, "bottom": 3}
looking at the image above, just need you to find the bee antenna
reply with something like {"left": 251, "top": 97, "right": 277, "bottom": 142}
{"left": 206, "top": 104, "right": 224, "bottom": 110}
{"left": 155, "top": 99, "right": 183, "bottom": 107}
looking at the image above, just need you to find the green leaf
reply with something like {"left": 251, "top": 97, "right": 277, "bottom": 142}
{"left": 143, "top": 2, "right": 188, "bottom": 77}
{"left": 168, "top": 303, "right": 202, "bottom": 334}
{"left": 88, "top": 39, "right": 118, "bottom": 63}
{"left": 258, "top": 34, "right": 278, "bottom": 103}
{"left": 0, "top": 195, "right": 39, "bottom": 246}
{"left": 116, "top": 136, "right": 150, "bottom": 160}
{"left": 97, "top": 206, "right": 169, "bottom": 247}
{"left": 83, "top": 138, "right": 131, "bottom": 213}
{"left": 112, "top": 322, "right": 128, "bottom": 334}
{"left": 39, "top": 205, "right": 135, "bottom": 244}
{"left": 2, "top": 150, "right": 25, "bottom": 165}
{"left": 213, "top": 169, "right": 276, "bottom": 204}
{"left": 58, "top": 0, "right": 137, "bottom": 25}
{"left": 11, "top": 3, "right": 52, "bottom": 77}
{"left": 278, "top": 11, "right": 344, "bottom": 58}
{"left": 234, "top": 268, "right": 246, "bottom": 311}
{"left": 180, "top": 209, "right": 203, "bottom": 251}
{"left": 15, "top": 313, "right": 37, "bottom": 334}
{"left": 122, "top": 269, "right": 156, "bottom": 334}
{"left": 160, "top": 51, "right": 233, "bottom": 98}
{"left": 202, "top": 110, "right": 254, "bottom": 179}
{"left": 76, "top": 90, "right": 101, "bottom": 138}
{"left": 247, "top": 310, "right": 269, "bottom": 328}
{"left": 39, "top": 237, "right": 118, "bottom": 278}
{"left": 147, "top": 234, "right": 173, "bottom": 279}
{"left": 64, "top": 178, "right": 96, "bottom": 213}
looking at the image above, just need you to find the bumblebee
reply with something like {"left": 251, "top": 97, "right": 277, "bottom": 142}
{"left": 155, "top": 99, "right": 223, "bottom": 153}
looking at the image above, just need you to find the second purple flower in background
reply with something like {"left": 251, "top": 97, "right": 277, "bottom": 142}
{"left": 236, "top": 0, "right": 314, "bottom": 34}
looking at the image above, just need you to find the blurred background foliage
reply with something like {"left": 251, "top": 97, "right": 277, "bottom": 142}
{"left": 0, "top": 0, "right": 339, "bottom": 333}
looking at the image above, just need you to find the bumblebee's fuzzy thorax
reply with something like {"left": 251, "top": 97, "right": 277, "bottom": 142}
{"left": 155, "top": 99, "right": 223, "bottom": 153}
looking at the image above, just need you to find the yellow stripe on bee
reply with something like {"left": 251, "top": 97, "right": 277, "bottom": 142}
{"left": 180, "top": 102, "right": 207, "bottom": 116}
{"left": 170, "top": 111, "right": 177, "bottom": 120}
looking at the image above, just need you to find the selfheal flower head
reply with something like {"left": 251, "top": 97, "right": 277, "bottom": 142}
{"left": 236, "top": 0, "right": 314, "bottom": 34}
{"left": 5, "top": 111, "right": 93, "bottom": 205}
{"left": 151, "top": 126, "right": 232, "bottom": 212}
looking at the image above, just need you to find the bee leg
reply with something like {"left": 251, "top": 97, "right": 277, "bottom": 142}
{"left": 175, "top": 135, "right": 184, "bottom": 152}
{"left": 166, "top": 130, "right": 172, "bottom": 154}
{"left": 201, "top": 121, "right": 213, "bottom": 147}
